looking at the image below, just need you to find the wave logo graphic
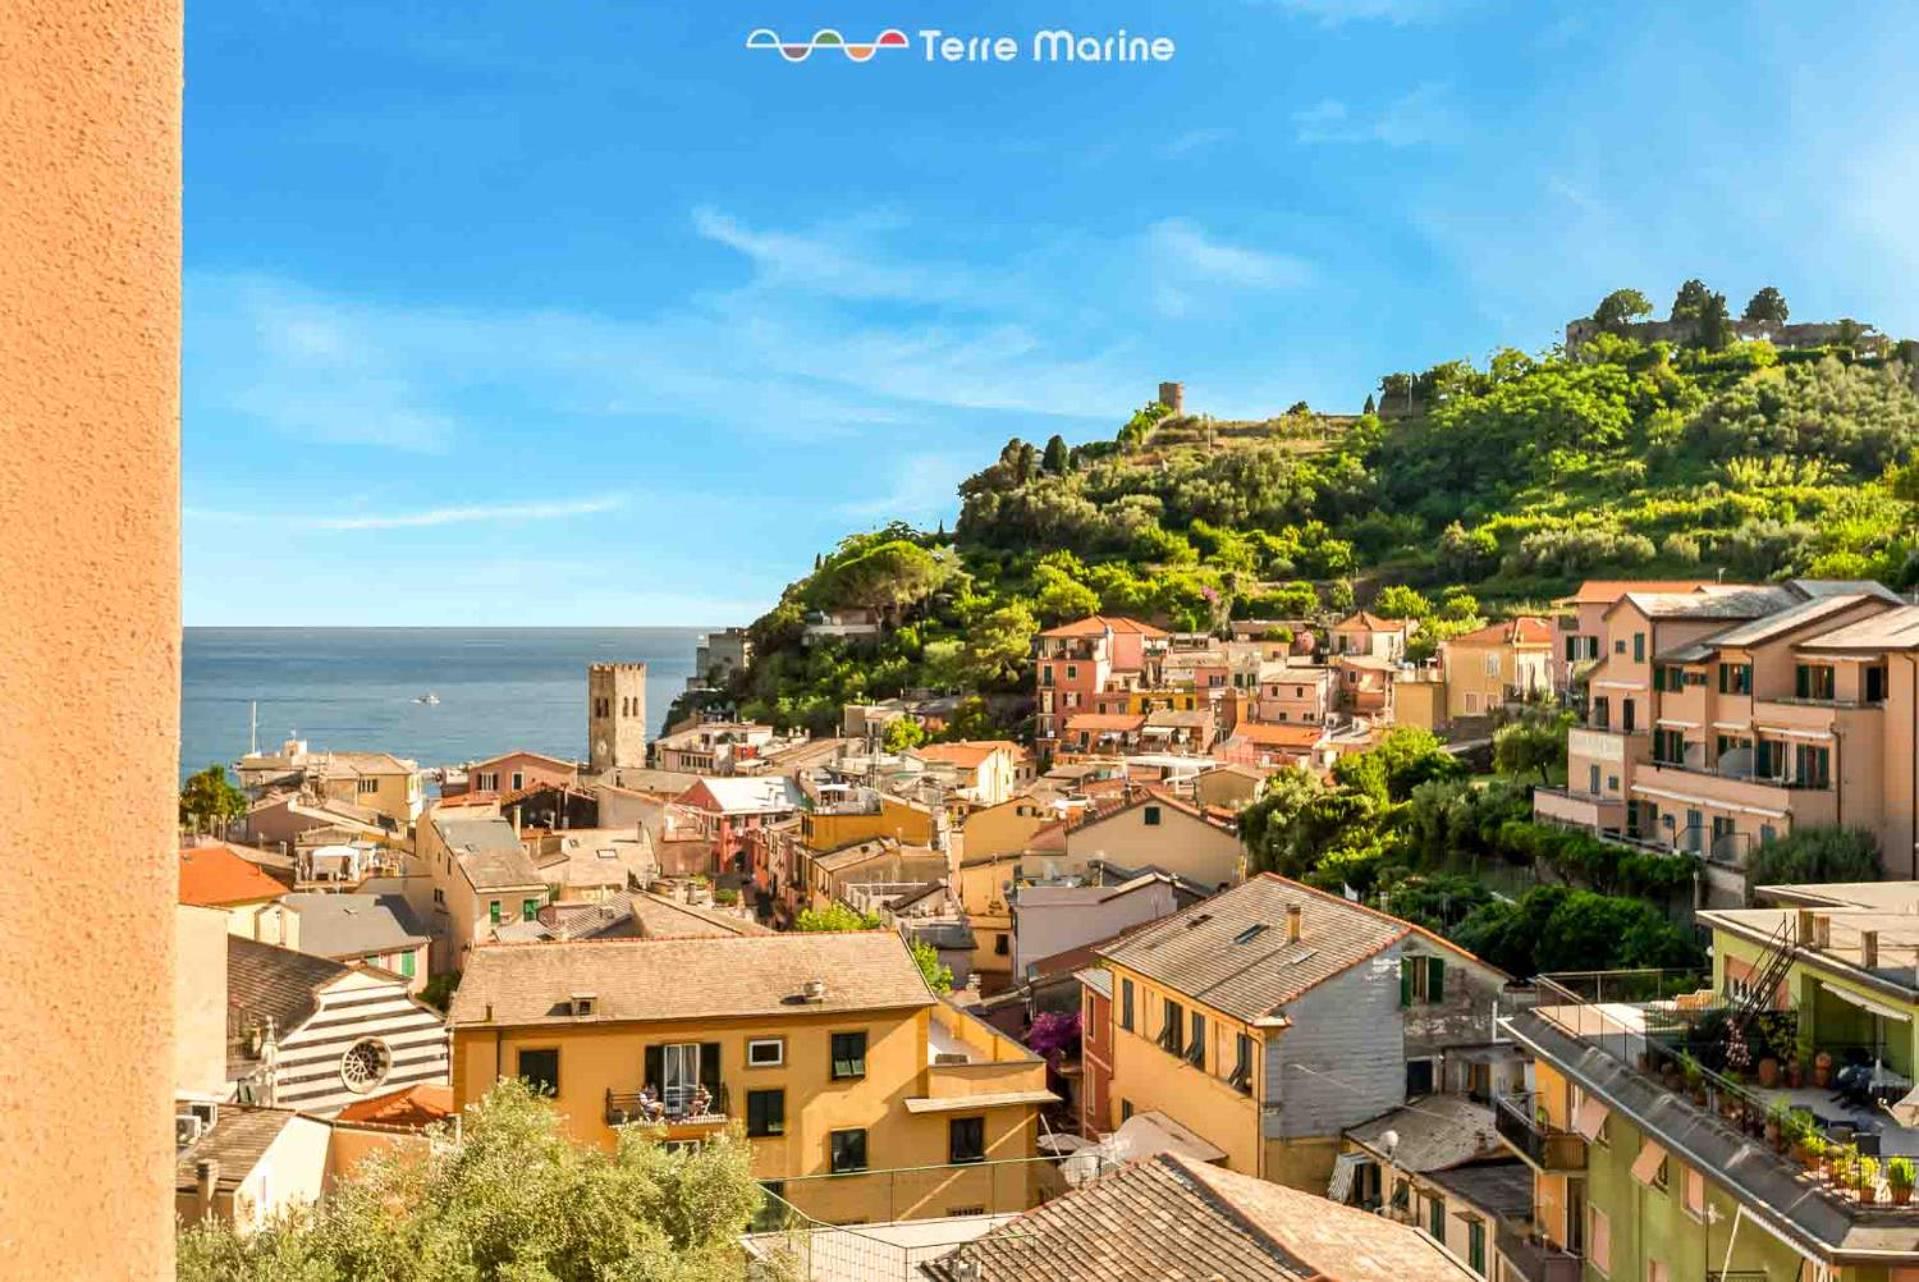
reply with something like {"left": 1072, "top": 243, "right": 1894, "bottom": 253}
{"left": 744, "top": 28, "right": 910, "bottom": 63}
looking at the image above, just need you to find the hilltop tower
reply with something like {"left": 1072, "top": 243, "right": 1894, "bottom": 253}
{"left": 587, "top": 662, "right": 648, "bottom": 773}
{"left": 1158, "top": 380, "right": 1184, "bottom": 415}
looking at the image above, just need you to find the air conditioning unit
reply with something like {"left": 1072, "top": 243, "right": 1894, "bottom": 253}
{"left": 188, "top": 1100, "right": 219, "bottom": 1130}
{"left": 175, "top": 1114, "right": 205, "bottom": 1148}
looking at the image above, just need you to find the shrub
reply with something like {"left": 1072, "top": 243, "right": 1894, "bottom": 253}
{"left": 1743, "top": 827, "right": 1881, "bottom": 899}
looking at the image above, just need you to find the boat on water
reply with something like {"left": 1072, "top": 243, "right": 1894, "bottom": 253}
{"left": 415, "top": 692, "right": 440, "bottom": 705}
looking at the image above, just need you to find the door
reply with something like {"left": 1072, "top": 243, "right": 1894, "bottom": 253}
{"left": 662, "top": 1043, "right": 700, "bottom": 1114}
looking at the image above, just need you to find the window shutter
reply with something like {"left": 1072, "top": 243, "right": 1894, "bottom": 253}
{"left": 1400, "top": 958, "right": 1413, "bottom": 1008}
{"left": 1427, "top": 957, "right": 1445, "bottom": 1002}
{"left": 644, "top": 1045, "right": 662, "bottom": 1091}
{"left": 1796, "top": 665, "right": 1809, "bottom": 699}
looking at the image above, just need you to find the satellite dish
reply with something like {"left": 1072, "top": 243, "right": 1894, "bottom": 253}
{"left": 1381, "top": 1128, "right": 1401, "bottom": 1159}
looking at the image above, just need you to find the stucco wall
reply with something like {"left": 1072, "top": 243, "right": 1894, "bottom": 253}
{"left": 0, "top": 0, "right": 182, "bottom": 1275}
{"left": 176, "top": 906, "right": 233, "bottom": 1097}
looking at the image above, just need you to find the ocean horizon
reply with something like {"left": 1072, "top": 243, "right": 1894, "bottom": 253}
{"left": 181, "top": 626, "right": 712, "bottom": 778}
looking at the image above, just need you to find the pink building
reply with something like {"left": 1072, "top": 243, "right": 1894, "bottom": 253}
{"left": 1033, "top": 616, "right": 1169, "bottom": 751}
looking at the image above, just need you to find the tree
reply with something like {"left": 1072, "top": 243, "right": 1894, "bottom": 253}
{"left": 812, "top": 539, "right": 944, "bottom": 615}
{"left": 961, "top": 601, "right": 1037, "bottom": 690}
{"left": 1371, "top": 584, "right": 1432, "bottom": 620}
{"left": 1670, "top": 278, "right": 1714, "bottom": 322}
{"left": 1332, "top": 726, "right": 1465, "bottom": 803}
{"left": 882, "top": 716, "right": 927, "bottom": 752}
{"left": 1743, "top": 286, "right": 1789, "bottom": 324}
{"left": 909, "top": 936, "right": 953, "bottom": 994}
{"left": 795, "top": 902, "right": 882, "bottom": 932}
{"left": 1592, "top": 288, "right": 1654, "bottom": 332}
{"left": 1694, "top": 290, "right": 1734, "bottom": 351}
{"left": 1743, "top": 827, "right": 1881, "bottom": 900}
{"left": 1041, "top": 434, "right": 1070, "bottom": 475}
{"left": 179, "top": 763, "right": 247, "bottom": 834}
{"left": 1492, "top": 707, "right": 1575, "bottom": 783}
{"left": 176, "top": 1078, "right": 765, "bottom": 1282}
{"left": 1362, "top": 393, "right": 1376, "bottom": 415}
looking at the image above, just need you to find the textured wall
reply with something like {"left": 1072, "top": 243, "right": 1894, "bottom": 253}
{"left": 0, "top": 0, "right": 183, "bottom": 1275}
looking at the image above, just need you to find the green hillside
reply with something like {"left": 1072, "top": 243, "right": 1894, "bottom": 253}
{"left": 681, "top": 316, "right": 1919, "bottom": 739}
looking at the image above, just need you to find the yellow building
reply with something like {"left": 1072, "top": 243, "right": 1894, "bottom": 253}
{"left": 411, "top": 811, "right": 549, "bottom": 970}
{"left": 447, "top": 932, "right": 1054, "bottom": 1224}
{"left": 1438, "top": 617, "right": 1554, "bottom": 719}
{"left": 1098, "top": 875, "right": 1512, "bottom": 1191}
{"left": 800, "top": 793, "right": 937, "bottom": 852}
{"left": 958, "top": 795, "right": 1053, "bottom": 862}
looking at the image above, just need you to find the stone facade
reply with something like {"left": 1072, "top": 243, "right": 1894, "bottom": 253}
{"left": 587, "top": 662, "right": 648, "bottom": 773}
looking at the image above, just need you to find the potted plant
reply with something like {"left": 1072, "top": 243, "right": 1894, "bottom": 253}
{"left": 1786, "top": 1055, "right": 1804, "bottom": 1089}
{"left": 1814, "top": 1050, "right": 1835, "bottom": 1089}
{"left": 1831, "top": 1143, "right": 1859, "bottom": 1189}
{"left": 1890, "top": 1157, "right": 1915, "bottom": 1206}
{"left": 1758, "top": 1054, "right": 1781, "bottom": 1089}
{"left": 1802, "top": 1134, "right": 1828, "bottom": 1179}
{"left": 1766, "top": 1100, "right": 1790, "bottom": 1151}
{"left": 1680, "top": 1054, "right": 1707, "bottom": 1106}
{"left": 1859, "top": 1156, "right": 1881, "bottom": 1205}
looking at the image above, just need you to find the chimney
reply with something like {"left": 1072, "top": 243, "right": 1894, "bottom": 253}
{"left": 803, "top": 978, "right": 828, "bottom": 1003}
{"left": 1285, "top": 903, "right": 1303, "bottom": 944}
{"left": 1796, "top": 908, "right": 1815, "bottom": 944}
{"left": 195, "top": 1159, "right": 219, "bottom": 1220}
{"left": 1862, "top": 929, "right": 1880, "bottom": 969}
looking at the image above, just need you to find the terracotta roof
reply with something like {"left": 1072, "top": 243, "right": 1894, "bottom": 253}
{"left": 226, "top": 936, "right": 358, "bottom": 1038}
{"left": 912, "top": 740, "right": 1020, "bottom": 769}
{"left": 179, "top": 845, "right": 290, "bottom": 907}
{"left": 922, "top": 1152, "right": 1474, "bottom": 1281}
{"left": 467, "top": 749, "right": 580, "bottom": 773}
{"left": 1098, "top": 874, "right": 1502, "bottom": 1023}
{"left": 1333, "top": 611, "right": 1404, "bottom": 631}
{"left": 335, "top": 1083, "right": 455, "bottom": 1130}
{"left": 448, "top": 932, "right": 936, "bottom": 1027}
{"left": 1445, "top": 616, "right": 1553, "bottom": 647}
{"left": 1221, "top": 722, "right": 1324, "bottom": 749}
{"left": 1064, "top": 713, "right": 1147, "bottom": 733}
{"left": 1564, "top": 579, "right": 1725, "bottom": 605}
{"left": 1037, "top": 615, "right": 1170, "bottom": 639}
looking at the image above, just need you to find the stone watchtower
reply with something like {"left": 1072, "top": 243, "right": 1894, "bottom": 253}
{"left": 1158, "top": 381, "right": 1184, "bottom": 415}
{"left": 587, "top": 662, "right": 648, "bottom": 773}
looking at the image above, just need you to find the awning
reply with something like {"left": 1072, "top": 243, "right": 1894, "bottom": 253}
{"left": 1573, "top": 1096, "right": 1611, "bottom": 1141}
{"left": 1823, "top": 984, "right": 1912, "bottom": 1023}
{"left": 1327, "top": 1151, "right": 1370, "bottom": 1204}
{"left": 1630, "top": 1138, "right": 1669, "bottom": 1187}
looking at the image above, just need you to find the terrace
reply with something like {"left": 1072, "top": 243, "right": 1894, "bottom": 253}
{"left": 1505, "top": 969, "right": 1919, "bottom": 1224}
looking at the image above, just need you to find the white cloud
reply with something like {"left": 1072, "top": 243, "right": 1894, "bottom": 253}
{"left": 837, "top": 452, "right": 976, "bottom": 522}
{"left": 1147, "top": 218, "right": 1314, "bottom": 291}
{"left": 185, "top": 495, "right": 628, "bottom": 531}
{"left": 1293, "top": 84, "right": 1465, "bottom": 146}
{"left": 1159, "top": 128, "right": 1233, "bottom": 157}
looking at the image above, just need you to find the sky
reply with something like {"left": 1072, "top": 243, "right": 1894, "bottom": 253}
{"left": 182, "top": 0, "right": 1919, "bottom": 626}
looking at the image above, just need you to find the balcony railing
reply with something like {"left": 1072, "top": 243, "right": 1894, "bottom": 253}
{"left": 1644, "top": 757, "right": 1830, "bottom": 791}
{"left": 1494, "top": 1092, "right": 1587, "bottom": 1172}
{"left": 606, "top": 1083, "right": 731, "bottom": 1128}
{"left": 1495, "top": 1223, "right": 1583, "bottom": 1282}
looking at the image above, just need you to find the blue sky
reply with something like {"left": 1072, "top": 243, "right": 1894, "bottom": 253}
{"left": 183, "top": 0, "right": 1919, "bottom": 626}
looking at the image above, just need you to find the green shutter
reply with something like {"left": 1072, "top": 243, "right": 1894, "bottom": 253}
{"left": 1400, "top": 958, "right": 1413, "bottom": 1008}
{"left": 1796, "top": 665, "right": 1810, "bottom": 698}
{"left": 644, "top": 1045, "right": 663, "bottom": 1091}
{"left": 1427, "top": 957, "right": 1445, "bottom": 1002}
{"left": 400, "top": 952, "right": 416, "bottom": 978}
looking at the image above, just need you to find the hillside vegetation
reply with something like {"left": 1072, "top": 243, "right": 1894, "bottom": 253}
{"left": 688, "top": 310, "right": 1919, "bottom": 738}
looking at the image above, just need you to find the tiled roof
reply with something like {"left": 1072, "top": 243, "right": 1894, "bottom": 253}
{"left": 1221, "top": 722, "right": 1324, "bottom": 748}
{"left": 226, "top": 936, "right": 356, "bottom": 1038}
{"left": 1796, "top": 604, "right": 1919, "bottom": 653}
{"left": 1690, "top": 593, "right": 1879, "bottom": 649}
{"left": 1037, "top": 615, "right": 1170, "bottom": 639}
{"left": 434, "top": 814, "right": 544, "bottom": 891}
{"left": 335, "top": 1083, "right": 455, "bottom": 1130}
{"left": 912, "top": 740, "right": 1019, "bottom": 769}
{"left": 1334, "top": 611, "right": 1403, "bottom": 631}
{"left": 1064, "top": 713, "right": 1147, "bottom": 733}
{"left": 921, "top": 1152, "right": 1474, "bottom": 1281}
{"left": 1345, "top": 1094, "right": 1504, "bottom": 1172}
{"left": 1098, "top": 874, "right": 1499, "bottom": 1023}
{"left": 679, "top": 775, "right": 804, "bottom": 814}
{"left": 1422, "top": 1160, "right": 1534, "bottom": 1221}
{"left": 175, "top": 1106, "right": 301, "bottom": 1194}
{"left": 1446, "top": 616, "right": 1553, "bottom": 647}
{"left": 280, "top": 893, "right": 428, "bottom": 959}
{"left": 179, "top": 845, "right": 290, "bottom": 907}
{"left": 1563, "top": 579, "right": 1726, "bottom": 605}
{"left": 448, "top": 932, "right": 936, "bottom": 1027}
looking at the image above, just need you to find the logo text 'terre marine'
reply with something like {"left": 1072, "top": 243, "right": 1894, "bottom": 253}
{"left": 744, "top": 27, "right": 1176, "bottom": 64}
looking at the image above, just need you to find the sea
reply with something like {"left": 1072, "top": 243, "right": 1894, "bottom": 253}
{"left": 180, "top": 627, "right": 709, "bottom": 779}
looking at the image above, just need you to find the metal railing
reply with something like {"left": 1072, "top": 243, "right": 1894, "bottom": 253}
{"left": 1494, "top": 1092, "right": 1587, "bottom": 1171}
{"left": 1495, "top": 1222, "right": 1582, "bottom": 1282}
{"left": 605, "top": 1083, "right": 731, "bottom": 1127}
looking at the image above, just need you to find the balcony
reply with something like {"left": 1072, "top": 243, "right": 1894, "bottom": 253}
{"left": 1494, "top": 1092, "right": 1587, "bottom": 1172}
{"left": 605, "top": 1083, "right": 730, "bottom": 1129}
{"left": 1495, "top": 1223, "right": 1583, "bottom": 1282}
{"left": 1532, "top": 787, "right": 1626, "bottom": 834}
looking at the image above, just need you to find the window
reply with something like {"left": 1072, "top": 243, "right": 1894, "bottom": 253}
{"left": 1654, "top": 728, "right": 1686, "bottom": 765}
{"left": 1795, "top": 743, "right": 1831, "bottom": 788}
{"left": 1229, "top": 1034, "right": 1254, "bottom": 1093}
{"left": 1158, "top": 999, "right": 1185, "bottom": 1055}
{"left": 1682, "top": 1165, "right": 1706, "bottom": 1218}
{"left": 1589, "top": 1205, "right": 1611, "bottom": 1276}
{"left": 1591, "top": 696, "right": 1610, "bottom": 729}
{"left": 1065, "top": 664, "right": 1077, "bottom": 679}
{"left": 340, "top": 1038, "right": 391, "bottom": 1094}
{"left": 746, "top": 1038, "right": 784, "bottom": 1068}
{"left": 994, "top": 933, "right": 1009, "bottom": 956}
{"left": 521, "top": 898, "right": 539, "bottom": 922}
{"left": 517, "top": 1048, "right": 559, "bottom": 1096}
{"left": 830, "top": 1032, "right": 867, "bottom": 1080}
{"left": 1120, "top": 1099, "right": 1133, "bottom": 1122}
{"left": 1633, "top": 633, "right": 1645, "bottom": 662}
{"left": 1185, "top": 1012, "right": 1206, "bottom": 1068}
{"left": 1795, "top": 664, "right": 1835, "bottom": 701}
{"left": 746, "top": 1089, "right": 785, "bottom": 1137}
{"left": 1143, "top": 805, "right": 1162, "bottom": 826}
{"left": 356, "top": 777, "right": 379, "bottom": 795}
{"left": 1868, "top": 665, "right": 1889, "bottom": 703}
{"left": 829, "top": 1129, "right": 868, "bottom": 1174}
{"left": 1120, "top": 978, "right": 1135, "bottom": 1031}
{"left": 1427, "top": 1194, "right": 1445, "bottom": 1240}
{"left": 489, "top": 900, "right": 502, "bottom": 925}
{"left": 1718, "top": 662, "right": 1753, "bottom": 694}
{"left": 946, "top": 1204, "right": 986, "bottom": 1217}
{"left": 511, "top": 771, "right": 524, "bottom": 790}
{"left": 1400, "top": 956, "right": 1445, "bottom": 1006}
{"left": 1468, "top": 1219, "right": 1485, "bottom": 1273}
{"left": 1588, "top": 764, "right": 1601, "bottom": 795}
{"left": 1406, "top": 1057, "right": 1435, "bottom": 1097}
{"left": 1614, "top": 639, "right": 1626, "bottom": 655}
{"left": 949, "top": 1116, "right": 985, "bottom": 1164}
